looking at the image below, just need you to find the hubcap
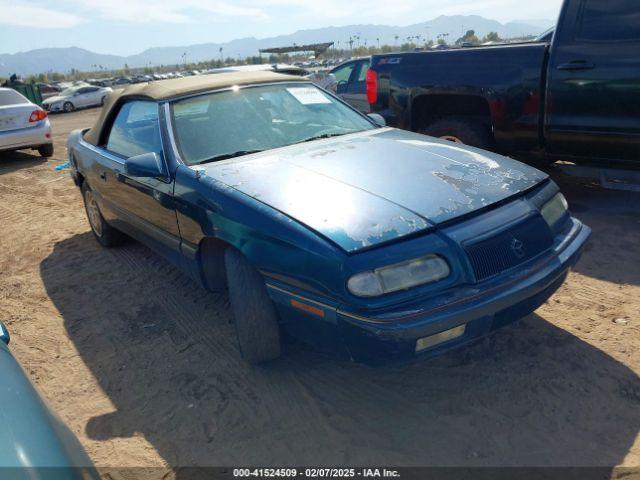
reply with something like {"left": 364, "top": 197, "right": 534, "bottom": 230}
{"left": 85, "top": 190, "right": 103, "bottom": 237}
{"left": 440, "top": 135, "right": 464, "bottom": 144}
{"left": 64, "top": 103, "right": 73, "bottom": 112}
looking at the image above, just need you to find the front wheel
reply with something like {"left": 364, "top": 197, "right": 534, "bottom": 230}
{"left": 63, "top": 101, "right": 75, "bottom": 113}
{"left": 225, "top": 248, "right": 281, "bottom": 364}
{"left": 421, "top": 117, "right": 494, "bottom": 150}
{"left": 82, "top": 183, "right": 126, "bottom": 247}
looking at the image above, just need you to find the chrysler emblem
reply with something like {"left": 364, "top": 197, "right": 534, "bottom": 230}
{"left": 510, "top": 237, "right": 525, "bottom": 259}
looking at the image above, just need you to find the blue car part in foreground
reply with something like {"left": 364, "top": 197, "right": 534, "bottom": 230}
{"left": 67, "top": 71, "right": 590, "bottom": 364}
{"left": 0, "top": 321, "right": 98, "bottom": 479}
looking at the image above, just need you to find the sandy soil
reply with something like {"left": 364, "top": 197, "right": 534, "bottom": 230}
{"left": 0, "top": 109, "right": 638, "bottom": 475}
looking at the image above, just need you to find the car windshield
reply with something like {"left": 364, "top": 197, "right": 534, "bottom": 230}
{"left": 170, "top": 83, "right": 375, "bottom": 165}
{"left": 60, "top": 88, "right": 78, "bottom": 97}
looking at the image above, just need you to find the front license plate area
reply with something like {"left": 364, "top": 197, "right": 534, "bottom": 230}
{"left": 415, "top": 324, "right": 466, "bottom": 352}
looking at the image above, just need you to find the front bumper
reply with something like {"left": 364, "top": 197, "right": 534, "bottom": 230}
{"left": 338, "top": 218, "right": 590, "bottom": 363}
{"left": 43, "top": 103, "right": 64, "bottom": 113}
{"left": 268, "top": 218, "right": 590, "bottom": 364}
{"left": 0, "top": 120, "right": 52, "bottom": 152}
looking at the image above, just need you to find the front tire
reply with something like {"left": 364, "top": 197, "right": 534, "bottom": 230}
{"left": 225, "top": 248, "right": 281, "bottom": 364}
{"left": 82, "top": 183, "right": 126, "bottom": 247}
{"left": 421, "top": 117, "right": 493, "bottom": 150}
{"left": 63, "top": 101, "right": 75, "bottom": 113}
{"left": 38, "top": 144, "right": 54, "bottom": 157}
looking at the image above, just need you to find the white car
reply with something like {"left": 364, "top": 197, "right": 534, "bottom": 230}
{"left": 0, "top": 87, "right": 53, "bottom": 157}
{"left": 42, "top": 85, "right": 112, "bottom": 113}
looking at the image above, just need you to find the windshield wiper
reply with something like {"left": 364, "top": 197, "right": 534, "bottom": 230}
{"left": 295, "top": 132, "right": 349, "bottom": 144}
{"left": 197, "top": 149, "right": 263, "bottom": 164}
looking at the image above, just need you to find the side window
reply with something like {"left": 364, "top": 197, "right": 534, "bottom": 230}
{"left": 347, "top": 60, "right": 370, "bottom": 93}
{"left": 331, "top": 62, "right": 356, "bottom": 84}
{"left": 577, "top": 0, "right": 640, "bottom": 42}
{"left": 105, "top": 101, "right": 161, "bottom": 158}
{"left": 77, "top": 87, "right": 89, "bottom": 94}
{"left": 356, "top": 59, "right": 370, "bottom": 82}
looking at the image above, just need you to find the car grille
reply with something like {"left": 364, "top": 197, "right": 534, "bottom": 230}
{"left": 464, "top": 215, "right": 553, "bottom": 282}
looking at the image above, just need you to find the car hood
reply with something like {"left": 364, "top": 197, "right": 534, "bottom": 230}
{"left": 42, "top": 95, "right": 67, "bottom": 104}
{"left": 201, "top": 128, "right": 547, "bottom": 252}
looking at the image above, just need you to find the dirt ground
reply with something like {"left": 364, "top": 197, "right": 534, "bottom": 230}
{"left": 0, "top": 108, "right": 639, "bottom": 474}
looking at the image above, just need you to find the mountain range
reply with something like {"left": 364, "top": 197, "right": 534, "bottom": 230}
{"left": 0, "top": 15, "right": 553, "bottom": 77}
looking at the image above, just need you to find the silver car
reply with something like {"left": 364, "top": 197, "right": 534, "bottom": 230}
{"left": 42, "top": 85, "right": 112, "bottom": 113}
{"left": 0, "top": 88, "right": 53, "bottom": 157}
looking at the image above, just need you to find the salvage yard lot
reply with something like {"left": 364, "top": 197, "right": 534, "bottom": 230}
{"left": 0, "top": 109, "right": 639, "bottom": 471}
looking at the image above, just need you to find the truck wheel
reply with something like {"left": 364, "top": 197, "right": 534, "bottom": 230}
{"left": 38, "top": 144, "right": 54, "bottom": 157}
{"left": 82, "top": 183, "right": 126, "bottom": 247}
{"left": 63, "top": 101, "right": 75, "bottom": 113}
{"left": 422, "top": 118, "right": 493, "bottom": 150}
{"left": 224, "top": 248, "right": 281, "bottom": 364}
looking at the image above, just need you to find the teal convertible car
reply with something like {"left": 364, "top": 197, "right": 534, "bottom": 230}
{"left": 0, "top": 321, "right": 97, "bottom": 478}
{"left": 67, "top": 71, "right": 590, "bottom": 364}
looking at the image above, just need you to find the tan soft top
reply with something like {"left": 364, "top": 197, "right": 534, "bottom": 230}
{"left": 83, "top": 71, "right": 306, "bottom": 146}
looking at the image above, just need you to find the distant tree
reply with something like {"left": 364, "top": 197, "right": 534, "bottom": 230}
{"left": 482, "top": 31, "right": 502, "bottom": 43}
{"left": 455, "top": 29, "right": 480, "bottom": 45}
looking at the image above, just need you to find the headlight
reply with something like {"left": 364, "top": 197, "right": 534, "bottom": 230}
{"left": 541, "top": 193, "right": 568, "bottom": 227}
{"left": 347, "top": 254, "right": 450, "bottom": 297}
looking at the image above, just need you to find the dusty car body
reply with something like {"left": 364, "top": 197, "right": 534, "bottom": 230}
{"left": 0, "top": 322, "right": 98, "bottom": 479}
{"left": 67, "top": 71, "right": 590, "bottom": 364}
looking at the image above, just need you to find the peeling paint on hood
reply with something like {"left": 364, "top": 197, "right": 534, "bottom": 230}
{"left": 201, "top": 128, "right": 547, "bottom": 252}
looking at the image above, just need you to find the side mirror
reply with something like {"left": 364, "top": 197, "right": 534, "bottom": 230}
{"left": 125, "top": 152, "right": 166, "bottom": 178}
{"left": 0, "top": 321, "right": 10, "bottom": 345}
{"left": 367, "top": 113, "right": 386, "bottom": 127}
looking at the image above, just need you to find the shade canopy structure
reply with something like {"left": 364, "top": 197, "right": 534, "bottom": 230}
{"left": 259, "top": 42, "right": 334, "bottom": 57}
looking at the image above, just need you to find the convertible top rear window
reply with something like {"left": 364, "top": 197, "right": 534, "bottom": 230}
{"left": 170, "top": 83, "right": 374, "bottom": 165}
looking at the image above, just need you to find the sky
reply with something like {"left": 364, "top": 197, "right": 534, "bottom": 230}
{"left": 0, "top": 0, "right": 563, "bottom": 56}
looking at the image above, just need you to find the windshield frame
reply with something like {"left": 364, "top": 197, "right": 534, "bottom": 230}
{"left": 165, "top": 81, "right": 379, "bottom": 167}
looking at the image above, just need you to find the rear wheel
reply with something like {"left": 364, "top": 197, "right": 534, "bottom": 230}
{"left": 421, "top": 117, "right": 494, "bottom": 150}
{"left": 82, "top": 183, "right": 126, "bottom": 247}
{"left": 38, "top": 144, "right": 54, "bottom": 157}
{"left": 225, "top": 248, "right": 281, "bottom": 364}
{"left": 63, "top": 101, "right": 75, "bottom": 113}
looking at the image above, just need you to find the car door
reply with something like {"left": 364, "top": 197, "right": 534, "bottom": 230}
{"left": 96, "top": 100, "right": 181, "bottom": 257}
{"left": 83, "top": 87, "right": 101, "bottom": 106}
{"left": 545, "top": 0, "right": 640, "bottom": 164}
{"left": 72, "top": 87, "right": 91, "bottom": 108}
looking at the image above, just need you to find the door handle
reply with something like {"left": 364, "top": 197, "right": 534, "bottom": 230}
{"left": 557, "top": 60, "right": 595, "bottom": 71}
